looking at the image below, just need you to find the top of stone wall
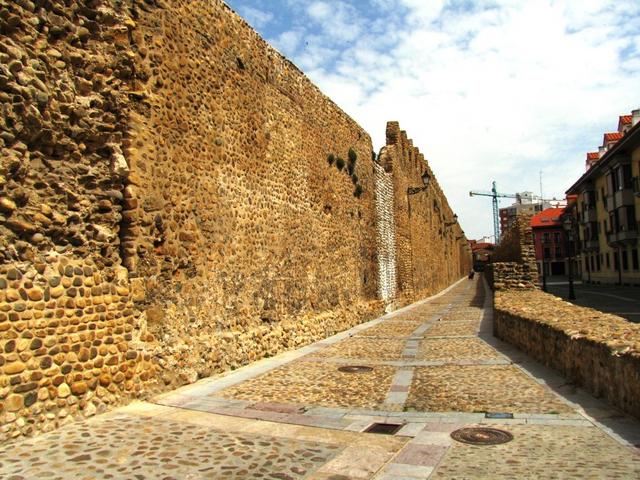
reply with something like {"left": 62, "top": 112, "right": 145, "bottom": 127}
{"left": 495, "top": 289, "right": 640, "bottom": 358}
{"left": 220, "top": 0, "right": 370, "bottom": 143}
{"left": 380, "top": 122, "right": 456, "bottom": 222}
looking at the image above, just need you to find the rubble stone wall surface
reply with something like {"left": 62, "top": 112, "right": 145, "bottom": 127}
{"left": 488, "top": 214, "right": 537, "bottom": 290}
{"left": 126, "top": 0, "right": 383, "bottom": 386}
{"left": 1, "top": 0, "right": 469, "bottom": 440}
{"left": 378, "top": 122, "right": 470, "bottom": 304}
{"left": 494, "top": 289, "right": 640, "bottom": 419}
{"left": 0, "top": 0, "right": 158, "bottom": 440}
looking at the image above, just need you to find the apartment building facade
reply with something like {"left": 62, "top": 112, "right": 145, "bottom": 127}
{"left": 567, "top": 109, "right": 640, "bottom": 285}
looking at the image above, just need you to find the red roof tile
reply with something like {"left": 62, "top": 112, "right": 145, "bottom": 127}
{"left": 619, "top": 115, "right": 632, "bottom": 125}
{"left": 586, "top": 152, "right": 599, "bottom": 160}
{"left": 604, "top": 132, "right": 623, "bottom": 143}
{"left": 531, "top": 207, "right": 565, "bottom": 228}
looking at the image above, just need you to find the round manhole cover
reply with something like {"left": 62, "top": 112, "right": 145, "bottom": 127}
{"left": 337, "top": 365, "right": 373, "bottom": 373}
{"left": 450, "top": 427, "right": 513, "bottom": 445}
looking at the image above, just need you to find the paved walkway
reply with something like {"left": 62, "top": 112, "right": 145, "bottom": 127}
{"left": 1, "top": 277, "right": 639, "bottom": 479}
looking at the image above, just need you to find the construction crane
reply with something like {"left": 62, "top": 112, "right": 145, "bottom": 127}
{"left": 469, "top": 182, "right": 517, "bottom": 242}
{"left": 469, "top": 181, "right": 561, "bottom": 242}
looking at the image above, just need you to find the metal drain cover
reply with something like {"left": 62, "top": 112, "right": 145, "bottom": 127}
{"left": 337, "top": 365, "right": 373, "bottom": 373}
{"left": 450, "top": 427, "right": 513, "bottom": 445}
{"left": 364, "top": 423, "right": 402, "bottom": 435}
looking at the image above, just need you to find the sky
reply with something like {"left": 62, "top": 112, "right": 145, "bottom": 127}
{"left": 225, "top": 0, "right": 640, "bottom": 241}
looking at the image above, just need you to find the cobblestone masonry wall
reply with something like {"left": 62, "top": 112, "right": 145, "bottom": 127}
{"left": 126, "top": 0, "right": 383, "bottom": 387}
{"left": 0, "top": 1, "right": 157, "bottom": 440}
{"left": 1, "top": 0, "right": 469, "bottom": 440}
{"left": 494, "top": 289, "right": 640, "bottom": 419}
{"left": 379, "top": 122, "right": 471, "bottom": 304}
{"left": 374, "top": 162, "right": 396, "bottom": 303}
{"left": 488, "top": 214, "right": 537, "bottom": 290}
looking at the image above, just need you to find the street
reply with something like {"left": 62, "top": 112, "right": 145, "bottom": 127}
{"left": 544, "top": 277, "right": 640, "bottom": 323}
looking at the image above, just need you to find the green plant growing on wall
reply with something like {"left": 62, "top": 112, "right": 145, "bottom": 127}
{"left": 327, "top": 153, "right": 335, "bottom": 165}
{"left": 347, "top": 148, "right": 357, "bottom": 175}
{"left": 335, "top": 157, "right": 345, "bottom": 170}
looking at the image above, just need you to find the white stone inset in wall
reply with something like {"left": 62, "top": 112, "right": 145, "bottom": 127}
{"left": 374, "top": 162, "right": 397, "bottom": 303}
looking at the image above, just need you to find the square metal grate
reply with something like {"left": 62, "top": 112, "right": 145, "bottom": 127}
{"left": 364, "top": 423, "right": 403, "bottom": 435}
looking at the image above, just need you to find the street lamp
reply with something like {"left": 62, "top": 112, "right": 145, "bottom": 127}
{"left": 407, "top": 171, "right": 431, "bottom": 196}
{"left": 534, "top": 231, "right": 547, "bottom": 292}
{"left": 562, "top": 215, "right": 576, "bottom": 300}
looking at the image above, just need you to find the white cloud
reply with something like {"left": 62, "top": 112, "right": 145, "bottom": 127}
{"left": 237, "top": 5, "right": 274, "bottom": 28}
{"left": 272, "top": 29, "right": 305, "bottom": 56}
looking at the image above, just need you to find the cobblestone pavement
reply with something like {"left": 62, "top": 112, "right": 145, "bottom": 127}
{"left": 2, "top": 276, "right": 639, "bottom": 479}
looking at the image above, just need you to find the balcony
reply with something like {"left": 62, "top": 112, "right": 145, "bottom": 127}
{"left": 607, "top": 224, "right": 639, "bottom": 245}
{"left": 614, "top": 188, "right": 636, "bottom": 207}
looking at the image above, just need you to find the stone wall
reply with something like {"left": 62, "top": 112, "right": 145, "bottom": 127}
{"left": 488, "top": 214, "right": 537, "bottom": 290}
{"left": 494, "top": 289, "right": 640, "bottom": 419}
{"left": 378, "top": 122, "right": 471, "bottom": 304}
{"left": 485, "top": 262, "right": 537, "bottom": 290}
{"left": 0, "top": 0, "right": 157, "bottom": 440}
{"left": 1, "top": 0, "right": 469, "bottom": 440}
{"left": 126, "top": 0, "right": 382, "bottom": 386}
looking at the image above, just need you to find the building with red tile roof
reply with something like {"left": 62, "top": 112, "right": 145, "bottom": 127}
{"left": 619, "top": 115, "right": 632, "bottom": 134}
{"left": 531, "top": 207, "right": 570, "bottom": 277}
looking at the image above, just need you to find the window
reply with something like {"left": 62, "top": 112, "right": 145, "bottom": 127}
{"left": 553, "top": 232, "right": 561, "bottom": 244}
{"left": 622, "top": 250, "right": 629, "bottom": 271}
{"left": 633, "top": 249, "right": 639, "bottom": 270}
{"left": 596, "top": 255, "right": 601, "bottom": 271}
{"left": 606, "top": 252, "right": 610, "bottom": 269}
{"left": 555, "top": 246, "right": 562, "bottom": 258}
{"left": 614, "top": 251, "right": 619, "bottom": 271}
{"left": 543, "top": 248, "right": 551, "bottom": 259}
{"left": 543, "top": 232, "right": 550, "bottom": 244}
{"left": 590, "top": 255, "right": 595, "bottom": 272}
{"left": 584, "top": 258, "right": 589, "bottom": 272}
{"left": 625, "top": 205, "right": 637, "bottom": 231}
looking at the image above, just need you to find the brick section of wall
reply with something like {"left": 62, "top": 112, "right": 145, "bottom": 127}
{"left": 494, "top": 289, "right": 640, "bottom": 419}
{"left": 374, "top": 162, "right": 397, "bottom": 303}
{"left": 379, "top": 122, "right": 471, "bottom": 305}
{"left": 485, "top": 262, "right": 537, "bottom": 290}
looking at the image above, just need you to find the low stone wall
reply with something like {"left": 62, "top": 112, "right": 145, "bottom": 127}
{"left": 485, "top": 262, "right": 536, "bottom": 291}
{"left": 494, "top": 289, "right": 640, "bottom": 419}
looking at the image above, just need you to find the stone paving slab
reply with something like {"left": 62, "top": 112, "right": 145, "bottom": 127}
{"left": 406, "top": 364, "right": 574, "bottom": 414}
{"left": 356, "top": 320, "right": 425, "bottom": 338}
{"left": 431, "top": 424, "right": 640, "bottom": 479}
{"left": 424, "top": 320, "right": 481, "bottom": 337}
{"left": 417, "top": 337, "right": 505, "bottom": 361}
{"left": 0, "top": 412, "right": 344, "bottom": 480}
{"left": 217, "top": 361, "right": 396, "bottom": 409}
{"left": 311, "top": 337, "right": 406, "bottom": 360}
